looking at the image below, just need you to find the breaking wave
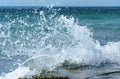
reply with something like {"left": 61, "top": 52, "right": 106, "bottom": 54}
{"left": 0, "top": 9, "right": 120, "bottom": 79}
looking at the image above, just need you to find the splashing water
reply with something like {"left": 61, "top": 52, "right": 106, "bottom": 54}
{"left": 0, "top": 7, "right": 120, "bottom": 79}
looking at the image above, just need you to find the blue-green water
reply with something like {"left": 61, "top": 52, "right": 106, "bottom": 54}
{"left": 0, "top": 7, "right": 120, "bottom": 79}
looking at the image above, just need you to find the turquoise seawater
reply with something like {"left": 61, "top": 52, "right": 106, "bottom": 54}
{"left": 0, "top": 7, "right": 120, "bottom": 79}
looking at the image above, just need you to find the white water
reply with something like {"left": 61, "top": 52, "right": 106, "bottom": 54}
{"left": 0, "top": 11, "right": 120, "bottom": 79}
{"left": 0, "top": 67, "right": 31, "bottom": 79}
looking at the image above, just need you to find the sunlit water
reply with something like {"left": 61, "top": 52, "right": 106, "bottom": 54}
{"left": 0, "top": 7, "right": 120, "bottom": 79}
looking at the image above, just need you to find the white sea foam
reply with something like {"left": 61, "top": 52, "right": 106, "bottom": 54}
{"left": 0, "top": 67, "right": 31, "bottom": 79}
{"left": 0, "top": 10, "right": 120, "bottom": 79}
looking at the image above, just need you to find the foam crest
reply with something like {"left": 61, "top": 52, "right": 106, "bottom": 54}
{"left": 98, "top": 42, "right": 120, "bottom": 64}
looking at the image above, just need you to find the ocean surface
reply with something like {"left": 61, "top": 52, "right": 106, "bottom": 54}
{"left": 0, "top": 7, "right": 120, "bottom": 79}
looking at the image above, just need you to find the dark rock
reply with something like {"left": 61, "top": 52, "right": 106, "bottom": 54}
{"left": 61, "top": 60, "right": 93, "bottom": 70}
{"left": 18, "top": 76, "right": 70, "bottom": 79}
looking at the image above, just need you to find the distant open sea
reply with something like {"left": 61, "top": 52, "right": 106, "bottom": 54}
{"left": 0, "top": 7, "right": 120, "bottom": 79}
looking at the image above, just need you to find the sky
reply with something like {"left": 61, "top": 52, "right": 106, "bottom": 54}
{"left": 0, "top": 0, "right": 120, "bottom": 6}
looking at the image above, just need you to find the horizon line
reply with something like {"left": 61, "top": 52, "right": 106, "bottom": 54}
{"left": 0, "top": 6, "right": 120, "bottom": 7}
